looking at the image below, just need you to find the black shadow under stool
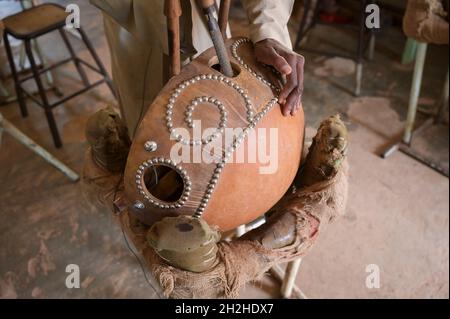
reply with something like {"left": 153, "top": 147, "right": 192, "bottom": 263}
{"left": 2, "top": 3, "right": 115, "bottom": 148}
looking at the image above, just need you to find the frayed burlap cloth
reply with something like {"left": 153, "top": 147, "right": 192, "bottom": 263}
{"left": 404, "top": 0, "right": 449, "bottom": 44}
{"left": 82, "top": 153, "right": 348, "bottom": 299}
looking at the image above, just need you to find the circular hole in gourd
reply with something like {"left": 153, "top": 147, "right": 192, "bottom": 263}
{"left": 143, "top": 164, "right": 185, "bottom": 203}
{"left": 208, "top": 56, "right": 241, "bottom": 77}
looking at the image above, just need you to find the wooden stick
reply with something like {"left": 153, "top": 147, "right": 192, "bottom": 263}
{"left": 0, "top": 112, "right": 79, "bottom": 182}
{"left": 164, "top": 0, "right": 182, "bottom": 77}
{"left": 196, "top": 0, "right": 234, "bottom": 77}
{"left": 218, "top": 0, "right": 231, "bottom": 38}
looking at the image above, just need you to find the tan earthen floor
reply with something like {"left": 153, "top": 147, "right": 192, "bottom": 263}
{"left": 0, "top": 1, "right": 448, "bottom": 298}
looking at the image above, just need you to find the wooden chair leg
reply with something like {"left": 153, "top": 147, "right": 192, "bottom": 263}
{"left": 24, "top": 40, "right": 62, "bottom": 148}
{"left": 3, "top": 32, "right": 28, "bottom": 117}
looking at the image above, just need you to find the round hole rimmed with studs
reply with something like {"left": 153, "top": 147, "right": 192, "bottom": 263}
{"left": 135, "top": 158, "right": 191, "bottom": 209}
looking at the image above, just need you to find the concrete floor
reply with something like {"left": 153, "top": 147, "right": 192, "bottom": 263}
{"left": 0, "top": 1, "right": 448, "bottom": 299}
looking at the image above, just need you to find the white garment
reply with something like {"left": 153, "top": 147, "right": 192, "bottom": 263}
{"left": 90, "top": 0, "right": 294, "bottom": 134}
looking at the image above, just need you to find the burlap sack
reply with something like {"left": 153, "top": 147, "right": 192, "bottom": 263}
{"left": 404, "top": 0, "right": 449, "bottom": 44}
{"left": 82, "top": 111, "right": 349, "bottom": 298}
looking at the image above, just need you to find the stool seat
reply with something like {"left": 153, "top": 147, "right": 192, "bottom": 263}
{"left": 2, "top": 3, "right": 115, "bottom": 148}
{"left": 3, "top": 3, "right": 68, "bottom": 40}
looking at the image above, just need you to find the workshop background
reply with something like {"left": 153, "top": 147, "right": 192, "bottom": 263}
{"left": 0, "top": 0, "right": 448, "bottom": 299}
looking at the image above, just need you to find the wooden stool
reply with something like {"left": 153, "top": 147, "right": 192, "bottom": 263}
{"left": 2, "top": 3, "right": 115, "bottom": 148}
{"left": 381, "top": 41, "right": 449, "bottom": 177}
{"left": 294, "top": 0, "right": 377, "bottom": 96}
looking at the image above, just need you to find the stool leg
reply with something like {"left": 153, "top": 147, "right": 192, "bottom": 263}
{"left": 31, "top": 39, "right": 63, "bottom": 97}
{"left": 367, "top": 0, "right": 377, "bottom": 62}
{"left": 403, "top": 42, "right": 428, "bottom": 145}
{"left": 281, "top": 258, "right": 302, "bottom": 298}
{"left": 58, "top": 29, "right": 90, "bottom": 87}
{"left": 368, "top": 32, "right": 376, "bottom": 61}
{"left": 24, "top": 40, "right": 62, "bottom": 148}
{"left": 434, "top": 70, "right": 449, "bottom": 124}
{"left": 355, "top": 1, "right": 367, "bottom": 97}
{"left": 32, "top": 39, "right": 54, "bottom": 86}
{"left": 76, "top": 28, "right": 116, "bottom": 97}
{"left": 3, "top": 33, "right": 28, "bottom": 117}
{"left": 294, "top": 0, "right": 313, "bottom": 50}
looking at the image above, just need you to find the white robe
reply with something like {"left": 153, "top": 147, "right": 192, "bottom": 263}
{"left": 90, "top": 0, "right": 294, "bottom": 135}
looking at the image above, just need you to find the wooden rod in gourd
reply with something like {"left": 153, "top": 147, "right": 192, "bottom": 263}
{"left": 196, "top": 0, "right": 234, "bottom": 77}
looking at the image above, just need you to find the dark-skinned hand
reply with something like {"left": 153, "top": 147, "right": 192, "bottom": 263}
{"left": 254, "top": 38, "right": 305, "bottom": 116}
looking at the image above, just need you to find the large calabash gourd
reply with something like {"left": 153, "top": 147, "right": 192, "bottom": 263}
{"left": 124, "top": 38, "right": 304, "bottom": 231}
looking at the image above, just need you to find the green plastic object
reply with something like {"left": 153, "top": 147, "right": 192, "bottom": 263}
{"left": 402, "top": 38, "right": 418, "bottom": 65}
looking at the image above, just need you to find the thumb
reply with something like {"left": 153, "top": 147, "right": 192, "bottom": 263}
{"left": 257, "top": 47, "right": 292, "bottom": 75}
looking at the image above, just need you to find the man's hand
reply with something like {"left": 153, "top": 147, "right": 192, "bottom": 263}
{"left": 254, "top": 38, "right": 305, "bottom": 116}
